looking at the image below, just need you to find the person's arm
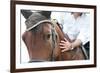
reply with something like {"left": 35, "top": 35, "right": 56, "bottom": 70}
{"left": 59, "top": 38, "right": 82, "bottom": 52}
{"left": 71, "top": 39, "right": 82, "bottom": 49}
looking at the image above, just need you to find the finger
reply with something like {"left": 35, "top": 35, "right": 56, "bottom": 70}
{"left": 59, "top": 43, "right": 65, "bottom": 46}
{"left": 61, "top": 48, "right": 69, "bottom": 52}
{"left": 60, "top": 41, "right": 66, "bottom": 43}
{"left": 59, "top": 46, "right": 66, "bottom": 49}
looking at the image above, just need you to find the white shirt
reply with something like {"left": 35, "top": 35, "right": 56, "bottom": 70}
{"left": 51, "top": 12, "right": 90, "bottom": 45}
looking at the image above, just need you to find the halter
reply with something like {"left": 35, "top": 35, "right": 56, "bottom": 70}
{"left": 26, "top": 20, "right": 54, "bottom": 31}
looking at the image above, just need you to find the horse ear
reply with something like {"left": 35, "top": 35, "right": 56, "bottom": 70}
{"left": 21, "top": 10, "right": 33, "bottom": 19}
{"left": 38, "top": 11, "right": 51, "bottom": 19}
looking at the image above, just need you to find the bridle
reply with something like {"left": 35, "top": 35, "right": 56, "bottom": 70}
{"left": 50, "top": 25, "right": 57, "bottom": 61}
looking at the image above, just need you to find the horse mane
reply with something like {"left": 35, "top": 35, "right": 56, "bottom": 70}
{"left": 53, "top": 22, "right": 71, "bottom": 42}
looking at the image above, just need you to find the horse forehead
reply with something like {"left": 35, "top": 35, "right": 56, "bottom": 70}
{"left": 43, "top": 23, "right": 52, "bottom": 32}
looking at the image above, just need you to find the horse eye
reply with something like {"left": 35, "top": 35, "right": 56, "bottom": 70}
{"left": 47, "top": 34, "right": 51, "bottom": 39}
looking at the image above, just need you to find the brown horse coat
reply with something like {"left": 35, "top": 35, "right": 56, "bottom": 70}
{"left": 22, "top": 23, "right": 61, "bottom": 62}
{"left": 22, "top": 22, "right": 85, "bottom": 62}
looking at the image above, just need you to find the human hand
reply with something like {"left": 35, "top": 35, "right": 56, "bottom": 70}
{"left": 59, "top": 38, "right": 73, "bottom": 52}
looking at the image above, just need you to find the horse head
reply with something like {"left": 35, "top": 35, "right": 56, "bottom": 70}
{"left": 21, "top": 10, "right": 61, "bottom": 62}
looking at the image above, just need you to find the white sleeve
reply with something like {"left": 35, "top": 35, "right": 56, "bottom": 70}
{"left": 77, "top": 23, "right": 90, "bottom": 45}
{"left": 77, "top": 14, "right": 90, "bottom": 45}
{"left": 77, "top": 30, "right": 86, "bottom": 45}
